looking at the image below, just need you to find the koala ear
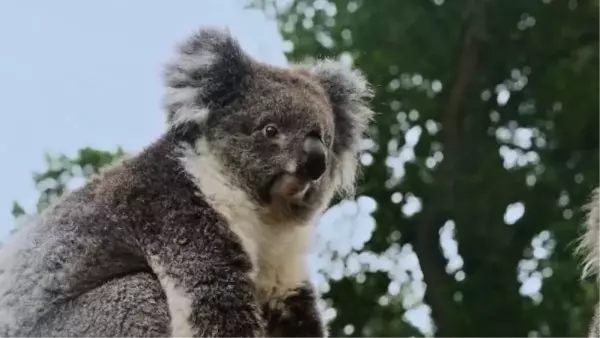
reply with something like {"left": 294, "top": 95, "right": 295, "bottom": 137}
{"left": 303, "top": 59, "right": 375, "bottom": 196}
{"left": 162, "top": 27, "right": 252, "bottom": 125}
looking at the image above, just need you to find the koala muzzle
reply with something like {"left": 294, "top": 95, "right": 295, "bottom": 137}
{"left": 301, "top": 136, "right": 327, "bottom": 181}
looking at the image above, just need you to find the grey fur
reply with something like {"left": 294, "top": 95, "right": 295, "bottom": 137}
{"left": 579, "top": 188, "right": 600, "bottom": 280}
{"left": 0, "top": 27, "right": 374, "bottom": 337}
{"left": 577, "top": 188, "right": 600, "bottom": 337}
{"left": 591, "top": 306, "right": 600, "bottom": 338}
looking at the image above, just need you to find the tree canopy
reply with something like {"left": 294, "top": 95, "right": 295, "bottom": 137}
{"left": 249, "top": 0, "right": 599, "bottom": 336}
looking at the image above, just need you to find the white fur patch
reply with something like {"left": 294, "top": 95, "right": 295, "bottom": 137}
{"left": 149, "top": 258, "right": 194, "bottom": 337}
{"left": 335, "top": 151, "right": 358, "bottom": 197}
{"left": 168, "top": 106, "right": 210, "bottom": 127}
{"left": 180, "top": 139, "right": 314, "bottom": 299}
{"left": 162, "top": 31, "right": 222, "bottom": 126}
{"left": 284, "top": 159, "right": 298, "bottom": 174}
{"left": 163, "top": 87, "right": 200, "bottom": 111}
{"left": 163, "top": 69, "right": 212, "bottom": 126}
{"left": 176, "top": 51, "right": 218, "bottom": 73}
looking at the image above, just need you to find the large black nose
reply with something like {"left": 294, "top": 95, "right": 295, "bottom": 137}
{"left": 302, "top": 137, "right": 327, "bottom": 181}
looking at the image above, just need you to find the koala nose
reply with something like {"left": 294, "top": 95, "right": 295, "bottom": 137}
{"left": 302, "top": 137, "right": 327, "bottom": 181}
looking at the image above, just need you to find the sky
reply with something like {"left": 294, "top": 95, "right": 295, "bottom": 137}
{"left": 0, "top": 0, "right": 287, "bottom": 240}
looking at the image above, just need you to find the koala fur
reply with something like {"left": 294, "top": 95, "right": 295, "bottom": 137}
{"left": 0, "top": 27, "right": 374, "bottom": 337}
{"left": 577, "top": 188, "right": 600, "bottom": 337}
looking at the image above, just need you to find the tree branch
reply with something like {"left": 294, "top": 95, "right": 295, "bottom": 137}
{"left": 414, "top": 0, "right": 489, "bottom": 335}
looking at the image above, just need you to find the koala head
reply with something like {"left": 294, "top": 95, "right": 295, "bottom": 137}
{"left": 163, "top": 27, "right": 374, "bottom": 223}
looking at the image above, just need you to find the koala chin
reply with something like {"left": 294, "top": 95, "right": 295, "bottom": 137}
{"left": 0, "top": 27, "right": 374, "bottom": 337}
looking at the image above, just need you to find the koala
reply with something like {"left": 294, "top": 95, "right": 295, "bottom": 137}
{"left": 578, "top": 188, "right": 600, "bottom": 337}
{"left": 0, "top": 27, "right": 374, "bottom": 337}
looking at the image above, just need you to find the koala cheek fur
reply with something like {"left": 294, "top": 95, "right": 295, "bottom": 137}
{"left": 0, "top": 27, "right": 373, "bottom": 337}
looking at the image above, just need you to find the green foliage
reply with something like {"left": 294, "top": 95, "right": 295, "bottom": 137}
{"left": 11, "top": 202, "right": 25, "bottom": 219}
{"left": 11, "top": 147, "right": 125, "bottom": 219}
{"left": 251, "top": 0, "right": 598, "bottom": 336}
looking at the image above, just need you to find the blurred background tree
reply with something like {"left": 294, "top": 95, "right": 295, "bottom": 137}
{"left": 249, "top": 0, "right": 599, "bottom": 336}
{"left": 11, "top": 147, "right": 125, "bottom": 222}
{"left": 9, "top": 0, "right": 599, "bottom": 336}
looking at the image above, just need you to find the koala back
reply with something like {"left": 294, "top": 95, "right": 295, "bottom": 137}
{"left": 0, "top": 131, "right": 215, "bottom": 336}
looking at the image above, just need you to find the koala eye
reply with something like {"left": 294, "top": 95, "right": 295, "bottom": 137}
{"left": 263, "top": 124, "right": 279, "bottom": 138}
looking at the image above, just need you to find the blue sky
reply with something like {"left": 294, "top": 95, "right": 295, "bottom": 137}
{"left": 0, "top": 0, "right": 287, "bottom": 240}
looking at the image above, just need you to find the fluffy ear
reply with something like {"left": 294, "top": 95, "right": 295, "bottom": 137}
{"left": 303, "top": 59, "right": 375, "bottom": 196}
{"left": 162, "top": 27, "right": 252, "bottom": 125}
{"left": 578, "top": 187, "right": 600, "bottom": 281}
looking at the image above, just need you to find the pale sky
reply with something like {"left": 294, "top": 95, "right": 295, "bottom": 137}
{"left": 0, "top": 0, "right": 287, "bottom": 240}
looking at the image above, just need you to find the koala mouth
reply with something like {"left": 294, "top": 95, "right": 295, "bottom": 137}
{"left": 257, "top": 172, "right": 320, "bottom": 223}
{"left": 269, "top": 173, "right": 312, "bottom": 202}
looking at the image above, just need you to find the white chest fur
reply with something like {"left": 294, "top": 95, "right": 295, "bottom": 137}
{"left": 227, "top": 213, "right": 311, "bottom": 301}
{"left": 180, "top": 141, "right": 312, "bottom": 300}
